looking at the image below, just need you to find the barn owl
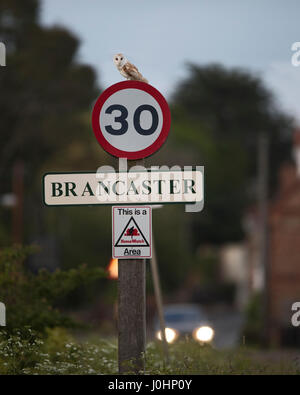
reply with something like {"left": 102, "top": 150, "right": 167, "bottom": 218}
{"left": 113, "top": 53, "right": 148, "bottom": 83}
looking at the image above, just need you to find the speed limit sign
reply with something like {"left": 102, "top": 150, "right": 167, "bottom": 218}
{"left": 92, "top": 81, "right": 171, "bottom": 159}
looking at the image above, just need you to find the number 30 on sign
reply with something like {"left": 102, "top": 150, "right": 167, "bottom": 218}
{"left": 92, "top": 81, "right": 171, "bottom": 160}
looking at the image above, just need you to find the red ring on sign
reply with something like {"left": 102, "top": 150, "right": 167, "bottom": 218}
{"left": 91, "top": 81, "right": 171, "bottom": 160}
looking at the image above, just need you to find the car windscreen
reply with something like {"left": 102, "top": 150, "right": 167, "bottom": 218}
{"left": 164, "top": 311, "right": 201, "bottom": 323}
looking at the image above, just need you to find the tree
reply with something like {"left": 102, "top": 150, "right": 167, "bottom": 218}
{"left": 0, "top": 0, "right": 99, "bottom": 249}
{"left": 0, "top": 1, "right": 116, "bottom": 309}
{"left": 170, "top": 64, "right": 293, "bottom": 246}
{"left": 0, "top": 0, "right": 98, "bottom": 190}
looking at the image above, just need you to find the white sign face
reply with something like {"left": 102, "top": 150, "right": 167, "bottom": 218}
{"left": 43, "top": 168, "right": 204, "bottom": 208}
{"left": 112, "top": 206, "right": 152, "bottom": 259}
{"left": 92, "top": 81, "right": 171, "bottom": 159}
{"left": 100, "top": 89, "right": 163, "bottom": 152}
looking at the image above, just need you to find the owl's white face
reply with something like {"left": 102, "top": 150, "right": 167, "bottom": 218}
{"left": 113, "top": 53, "right": 126, "bottom": 68}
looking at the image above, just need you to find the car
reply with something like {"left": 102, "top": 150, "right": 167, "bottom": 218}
{"left": 154, "top": 304, "right": 214, "bottom": 344}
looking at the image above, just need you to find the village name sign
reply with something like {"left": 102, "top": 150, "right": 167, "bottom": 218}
{"left": 43, "top": 168, "right": 204, "bottom": 207}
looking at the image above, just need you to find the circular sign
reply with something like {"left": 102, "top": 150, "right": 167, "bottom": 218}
{"left": 92, "top": 81, "right": 171, "bottom": 159}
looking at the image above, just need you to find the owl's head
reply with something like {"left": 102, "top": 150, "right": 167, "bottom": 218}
{"left": 113, "top": 53, "right": 126, "bottom": 67}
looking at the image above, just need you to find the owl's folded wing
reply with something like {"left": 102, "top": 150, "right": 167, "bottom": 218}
{"left": 123, "top": 62, "right": 141, "bottom": 80}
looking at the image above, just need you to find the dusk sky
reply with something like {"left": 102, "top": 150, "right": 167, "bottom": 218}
{"left": 41, "top": 0, "right": 300, "bottom": 121}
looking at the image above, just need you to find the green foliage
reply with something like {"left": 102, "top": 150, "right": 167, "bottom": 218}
{"left": 0, "top": 4, "right": 98, "bottom": 181}
{"left": 0, "top": 331, "right": 298, "bottom": 375}
{"left": 170, "top": 64, "right": 293, "bottom": 247}
{"left": 194, "top": 248, "right": 220, "bottom": 284}
{"left": 46, "top": 206, "right": 112, "bottom": 271}
{"left": 242, "top": 292, "right": 264, "bottom": 346}
{"left": 172, "top": 63, "right": 292, "bottom": 145}
{"left": 0, "top": 245, "right": 107, "bottom": 332}
{"left": 0, "top": 0, "right": 99, "bottom": 250}
{"left": 0, "top": 327, "right": 118, "bottom": 375}
{"left": 152, "top": 205, "right": 192, "bottom": 291}
{"left": 0, "top": 328, "right": 44, "bottom": 374}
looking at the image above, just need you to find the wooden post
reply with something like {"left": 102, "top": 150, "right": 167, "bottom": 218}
{"left": 118, "top": 158, "right": 146, "bottom": 374}
{"left": 118, "top": 259, "right": 146, "bottom": 373}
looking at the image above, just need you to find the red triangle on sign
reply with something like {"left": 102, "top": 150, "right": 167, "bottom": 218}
{"left": 115, "top": 217, "right": 149, "bottom": 247}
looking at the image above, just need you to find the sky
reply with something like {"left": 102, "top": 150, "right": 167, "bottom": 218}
{"left": 41, "top": 0, "right": 300, "bottom": 121}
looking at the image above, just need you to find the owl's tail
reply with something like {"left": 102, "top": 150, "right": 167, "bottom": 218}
{"left": 140, "top": 75, "right": 148, "bottom": 84}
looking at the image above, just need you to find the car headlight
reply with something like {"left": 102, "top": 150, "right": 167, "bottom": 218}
{"left": 193, "top": 326, "right": 214, "bottom": 342}
{"left": 156, "top": 327, "right": 179, "bottom": 343}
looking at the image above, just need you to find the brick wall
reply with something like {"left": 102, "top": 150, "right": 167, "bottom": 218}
{"left": 268, "top": 165, "right": 300, "bottom": 346}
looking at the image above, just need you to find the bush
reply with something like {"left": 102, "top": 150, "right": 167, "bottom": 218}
{"left": 0, "top": 245, "right": 107, "bottom": 332}
{"left": 242, "top": 292, "right": 264, "bottom": 346}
